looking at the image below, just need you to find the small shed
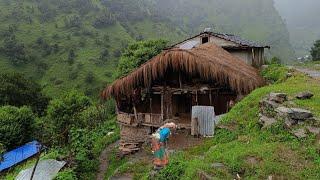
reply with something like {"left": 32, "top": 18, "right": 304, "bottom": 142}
{"left": 102, "top": 43, "right": 264, "bottom": 153}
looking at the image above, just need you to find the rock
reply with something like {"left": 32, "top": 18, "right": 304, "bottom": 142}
{"left": 268, "top": 93, "right": 288, "bottom": 103}
{"left": 259, "top": 99, "right": 279, "bottom": 117}
{"left": 276, "top": 107, "right": 313, "bottom": 121}
{"left": 292, "top": 128, "right": 307, "bottom": 138}
{"left": 284, "top": 119, "right": 297, "bottom": 129}
{"left": 259, "top": 114, "right": 277, "bottom": 128}
{"left": 246, "top": 156, "right": 261, "bottom": 165}
{"left": 306, "top": 126, "right": 320, "bottom": 135}
{"left": 286, "top": 73, "right": 293, "bottom": 78}
{"left": 290, "top": 108, "right": 313, "bottom": 120}
{"left": 211, "top": 162, "right": 224, "bottom": 168}
{"left": 296, "top": 91, "right": 314, "bottom": 100}
{"left": 107, "top": 132, "right": 115, "bottom": 136}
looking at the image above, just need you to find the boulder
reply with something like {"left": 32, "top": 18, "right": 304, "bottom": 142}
{"left": 284, "top": 119, "right": 297, "bottom": 129}
{"left": 259, "top": 114, "right": 277, "bottom": 128}
{"left": 276, "top": 107, "right": 313, "bottom": 121}
{"left": 306, "top": 126, "right": 320, "bottom": 135}
{"left": 259, "top": 99, "right": 280, "bottom": 117}
{"left": 211, "top": 162, "right": 224, "bottom": 168}
{"left": 290, "top": 108, "right": 313, "bottom": 120}
{"left": 292, "top": 128, "right": 307, "bottom": 138}
{"left": 296, "top": 91, "right": 314, "bottom": 100}
{"left": 268, "top": 93, "right": 287, "bottom": 103}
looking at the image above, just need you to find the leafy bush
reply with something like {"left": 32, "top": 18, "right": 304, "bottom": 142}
{"left": 54, "top": 169, "right": 77, "bottom": 180}
{"left": 155, "top": 159, "right": 186, "bottom": 180}
{"left": 1, "top": 35, "right": 28, "bottom": 65}
{"left": 0, "top": 106, "right": 35, "bottom": 150}
{"left": 0, "top": 143, "right": 5, "bottom": 162}
{"left": 115, "top": 39, "right": 168, "bottom": 78}
{"left": 310, "top": 40, "right": 320, "bottom": 61}
{"left": 261, "top": 64, "right": 289, "bottom": 84}
{"left": 45, "top": 91, "right": 92, "bottom": 145}
{"left": 0, "top": 73, "right": 49, "bottom": 115}
{"left": 93, "top": 12, "right": 116, "bottom": 28}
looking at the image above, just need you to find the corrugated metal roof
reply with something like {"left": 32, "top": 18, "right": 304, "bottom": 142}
{"left": 168, "top": 31, "right": 270, "bottom": 49}
{"left": 212, "top": 32, "right": 267, "bottom": 48}
{"left": 16, "top": 159, "right": 66, "bottom": 180}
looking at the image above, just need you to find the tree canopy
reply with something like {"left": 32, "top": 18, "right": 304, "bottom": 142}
{"left": 115, "top": 39, "right": 168, "bottom": 78}
{"left": 310, "top": 40, "right": 320, "bottom": 61}
{"left": 0, "top": 73, "right": 49, "bottom": 115}
{"left": 0, "top": 106, "right": 34, "bottom": 150}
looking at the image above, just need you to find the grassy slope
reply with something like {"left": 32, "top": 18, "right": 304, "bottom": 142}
{"left": 0, "top": 0, "right": 183, "bottom": 98}
{"left": 0, "top": 0, "right": 296, "bottom": 99}
{"left": 113, "top": 69, "right": 320, "bottom": 179}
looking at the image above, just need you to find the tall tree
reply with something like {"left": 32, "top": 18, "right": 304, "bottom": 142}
{"left": 310, "top": 40, "right": 320, "bottom": 61}
{"left": 0, "top": 73, "right": 49, "bottom": 115}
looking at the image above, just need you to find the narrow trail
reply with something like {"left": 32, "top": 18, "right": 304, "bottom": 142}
{"left": 294, "top": 67, "right": 320, "bottom": 80}
{"left": 96, "top": 141, "right": 119, "bottom": 180}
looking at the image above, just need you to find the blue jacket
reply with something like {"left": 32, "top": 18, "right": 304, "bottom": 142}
{"left": 159, "top": 128, "right": 170, "bottom": 142}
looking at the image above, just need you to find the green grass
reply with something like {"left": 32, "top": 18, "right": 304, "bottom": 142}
{"left": 296, "top": 61, "right": 320, "bottom": 71}
{"left": 115, "top": 70, "right": 320, "bottom": 179}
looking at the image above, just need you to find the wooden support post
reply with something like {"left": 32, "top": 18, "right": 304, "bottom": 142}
{"left": 209, "top": 90, "right": 212, "bottom": 106}
{"left": 179, "top": 72, "right": 182, "bottom": 89}
{"left": 161, "top": 90, "right": 164, "bottom": 121}
{"left": 196, "top": 90, "right": 198, "bottom": 105}
{"left": 133, "top": 105, "right": 138, "bottom": 123}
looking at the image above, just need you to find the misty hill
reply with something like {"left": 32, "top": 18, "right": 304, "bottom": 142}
{"left": 0, "top": 0, "right": 294, "bottom": 97}
{"left": 274, "top": 0, "right": 320, "bottom": 57}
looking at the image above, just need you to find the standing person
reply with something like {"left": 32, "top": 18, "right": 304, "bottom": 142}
{"left": 151, "top": 123, "right": 177, "bottom": 170}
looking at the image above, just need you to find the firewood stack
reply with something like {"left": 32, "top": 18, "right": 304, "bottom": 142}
{"left": 119, "top": 141, "right": 141, "bottom": 155}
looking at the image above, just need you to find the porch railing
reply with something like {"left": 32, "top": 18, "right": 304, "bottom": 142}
{"left": 117, "top": 112, "right": 162, "bottom": 127}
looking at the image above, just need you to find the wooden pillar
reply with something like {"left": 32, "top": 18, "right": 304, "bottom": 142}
{"left": 209, "top": 90, "right": 212, "bottom": 106}
{"left": 196, "top": 90, "right": 198, "bottom": 105}
{"left": 161, "top": 90, "right": 164, "bottom": 121}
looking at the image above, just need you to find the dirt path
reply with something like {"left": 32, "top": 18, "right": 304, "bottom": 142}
{"left": 96, "top": 141, "right": 119, "bottom": 180}
{"left": 294, "top": 67, "right": 320, "bottom": 79}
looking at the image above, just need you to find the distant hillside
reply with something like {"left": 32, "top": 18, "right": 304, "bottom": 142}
{"left": 0, "top": 0, "right": 295, "bottom": 97}
{"left": 274, "top": 0, "right": 320, "bottom": 57}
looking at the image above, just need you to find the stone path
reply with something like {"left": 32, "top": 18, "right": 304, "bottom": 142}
{"left": 96, "top": 141, "right": 119, "bottom": 180}
{"left": 294, "top": 67, "right": 320, "bottom": 79}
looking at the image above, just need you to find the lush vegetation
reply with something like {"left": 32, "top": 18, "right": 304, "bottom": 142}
{"left": 0, "top": 74, "right": 118, "bottom": 180}
{"left": 0, "top": 0, "right": 295, "bottom": 99}
{"left": 110, "top": 66, "right": 320, "bottom": 179}
{"left": 0, "top": 73, "right": 49, "bottom": 115}
{"left": 310, "top": 40, "right": 320, "bottom": 61}
{"left": 116, "top": 39, "right": 168, "bottom": 78}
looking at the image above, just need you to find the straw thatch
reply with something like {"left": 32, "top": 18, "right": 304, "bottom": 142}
{"left": 102, "top": 43, "right": 264, "bottom": 99}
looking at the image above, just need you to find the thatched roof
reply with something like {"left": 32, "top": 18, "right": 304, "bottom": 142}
{"left": 102, "top": 43, "right": 264, "bottom": 99}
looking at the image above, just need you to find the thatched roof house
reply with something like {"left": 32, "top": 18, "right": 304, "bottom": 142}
{"left": 102, "top": 35, "right": 266, "bottom": 154}
{"left": 102, "top": 43, "right": 263, "bottom": 100}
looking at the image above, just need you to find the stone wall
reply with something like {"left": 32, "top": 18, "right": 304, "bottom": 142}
{"left": 120, "top": 125, "right": 151, "bottom": 143}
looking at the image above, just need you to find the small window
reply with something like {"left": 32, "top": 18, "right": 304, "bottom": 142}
{"left": 201, "top": 36, "right": 209, "bottom": 44}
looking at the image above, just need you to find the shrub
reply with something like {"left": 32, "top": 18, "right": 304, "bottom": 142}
{"left": 0, "top": 143, "right": 5, "bottom": 162}
{"left": 0, "top": 73, "right": 49, "bottom": 115}
{"left": 46, "top": 91, "right": 92, "bottom": 145}
{"left": 1, "top": 35, "right": 28, "bottom": 65}
{"left": 310, "top": 40, "right": 320, "bottom": 61}
{"left": 54, "top": 169, "right": 77, "bottom": 180}
{"left": 115, "top": 39, "right": 168, "bottom": 78}
{"left": 0, "top": 106, "right": 35, "bottom": 150}
{"left": 85, "top": 71, "right": 95, "bottom": 84}
{"left": 93, "top": 12, "right": 116, "bottom": 28}
{"left": 155, "top": 159, "right": 186, "bottom": 180}
{"left": 261, "top": 64, "right": 289, "bottom": 84}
